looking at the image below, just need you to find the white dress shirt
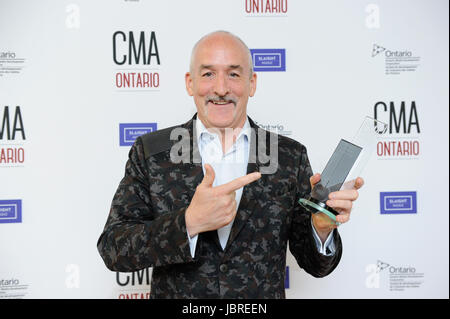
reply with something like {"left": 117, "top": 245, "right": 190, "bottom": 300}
{"left": 187, "top": 117, "right": 335, "bottom": 257}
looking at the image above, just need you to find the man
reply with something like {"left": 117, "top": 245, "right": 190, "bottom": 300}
{"left": 97, "top": 31, "right": 363, "bottom": 298}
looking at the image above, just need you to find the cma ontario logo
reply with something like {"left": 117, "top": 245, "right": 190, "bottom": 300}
{"left": 112, "top": 31, "right": 161, "bottom": 91}
{"left": 374, "top": 101, "right": 421, "bottom": 159}
{"left": 116, "top": 268, "right": 151, "bottom": 299}
{"left": 244, "top": 0, "right": 288, "bottom": 16}
{"left": 1, "top": 106, "right": 26, "bottom": 167}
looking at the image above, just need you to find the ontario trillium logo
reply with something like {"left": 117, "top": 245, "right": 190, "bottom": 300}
{"left": 376, "top": 260, "right": 390, "bottom": 272}
{"left": 370, "top": 44, "right": 420, "bottom": 75}
{"left": 372, "top": 44, "right": 386, "bottom": 57}
{"left": 366, "top": 260, "right": 425, "bottom": 291}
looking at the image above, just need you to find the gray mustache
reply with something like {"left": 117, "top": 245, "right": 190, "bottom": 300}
{"left": 206, "top": 96, "right": 237, "bottom": 105}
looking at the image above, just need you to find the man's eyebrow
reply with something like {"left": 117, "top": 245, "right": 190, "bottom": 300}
{"left": 229, "top": 65, "right": 243, "bottom": 70}
{"left": 198, "top": 64, "right": 243, "bottom": 70}
{"left": 199, "top": 64, "right": 213, "bottom": 70}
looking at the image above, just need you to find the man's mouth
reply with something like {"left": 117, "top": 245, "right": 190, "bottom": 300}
{"left": 209, "top": 100, "right": 233, "bottom": 106}
{"left": 207, "top": 98, "right": 236, "bottom": 107}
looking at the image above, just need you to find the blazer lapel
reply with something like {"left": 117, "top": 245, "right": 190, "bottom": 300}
{"left": 177, "top": 114, "right": 204, "bottom": 217}
{"left": 181, "top": 114, "right": 223, "bottom": 251}
{"left": 224, "top": 117, "right": 267, "bottom": 252}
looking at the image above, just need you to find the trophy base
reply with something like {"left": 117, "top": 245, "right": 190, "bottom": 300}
{"left": 299, "top": 197, "right": 341, "bottom": 226}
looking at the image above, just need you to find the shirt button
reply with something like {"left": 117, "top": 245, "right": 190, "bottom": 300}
{"left": 219, "top": 264, "right": 228, "bottom": 273}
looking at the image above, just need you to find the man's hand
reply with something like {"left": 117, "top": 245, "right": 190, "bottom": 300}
{"left": 185, "top": 164, "right": 262, "bottom": 238}
{"left": 310, "top": 173, "right": 364, "bottom": 243}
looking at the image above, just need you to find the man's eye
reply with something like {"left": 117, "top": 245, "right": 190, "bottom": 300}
{"left": 230, "top": 72, "right": 240, "bottom": 77}
{"left": 202, "top": 72, "right": 213, "bottom": 77}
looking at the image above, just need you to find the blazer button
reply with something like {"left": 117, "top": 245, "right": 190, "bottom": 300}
{"left": 219, "top": 264, "right": 228, "bottom": 273}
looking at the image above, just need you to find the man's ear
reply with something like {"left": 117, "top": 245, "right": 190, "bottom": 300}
{"left": 249, "top": 72, "right": 257, "bottom": 97}
{"left": 185, "top": 72, "right": 194, "bottom": 96}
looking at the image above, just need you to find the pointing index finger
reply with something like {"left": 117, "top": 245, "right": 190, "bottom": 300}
{"left": 215, "top": 172, "right": 262, "bottom": 194}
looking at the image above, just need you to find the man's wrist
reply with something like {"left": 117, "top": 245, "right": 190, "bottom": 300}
{"left": 316, "top": 229, "right": 332, "bottom": 244}
{"left": 311, "top": 215, "right": 334, "bottom": 244}
{"left": 185, "top": 206, "right": 199, "bottom": 238}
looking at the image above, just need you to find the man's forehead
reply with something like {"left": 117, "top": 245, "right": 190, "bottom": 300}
{"left": 198, "top": 32, "right": 245, "bottom": 50}
{"left": 193, "top": 43, "right": 248, "bottom": 67}
{"left": 196, "top": 39, "right": 246, "bottom": 57}
{"left": 189, "top": 31, "right": 253, "bottom": 75}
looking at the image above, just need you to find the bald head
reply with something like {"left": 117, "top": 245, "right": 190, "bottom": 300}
{"left": 189, "top": 31, "right": 254, "bottom": 78}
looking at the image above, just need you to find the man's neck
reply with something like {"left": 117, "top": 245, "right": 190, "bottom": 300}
{"left": 198, "top": 116, "right": 247, "bottom": 154}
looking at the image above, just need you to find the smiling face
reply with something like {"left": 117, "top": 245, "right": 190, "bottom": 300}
{"left": 185, "top": 32, "right": 257, "bottom": 129}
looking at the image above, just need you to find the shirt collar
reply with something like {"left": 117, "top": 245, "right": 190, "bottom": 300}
{"left": 196, "top": 116, "right": 251, "bottom": 146}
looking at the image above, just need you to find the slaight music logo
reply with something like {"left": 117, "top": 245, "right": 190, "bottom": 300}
{"left": 112, "top": 31, "right": 160, "bottom": 91}
{"left": 284, "top": 266, "right": 289, "bottom": 289}
{"left": 119, "top": 123, "right": 157, "bottom": 147}
{"left": 380, "top": 192, "right": 417, "bottom": 214}
{"left": 250, "top": 49, "right": 286, "bottom": 72}
{"left": 373, "top": 101, "right": 421, "bottom": 160}
{"left": 245, "top": 0, "right": 288, "bottom": 16}
{"left": 0, "top": 199, "right": 22, "bottom": 224}
{"left": 1, "top": 106, "right": 26, "bottom": 167}
{"left": 116, "top": 268, "right": 151, "bottom": 299}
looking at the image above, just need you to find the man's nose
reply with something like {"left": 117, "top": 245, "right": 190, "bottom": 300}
{"left": 213, "top": 73, "right": 230, "bottom": 97}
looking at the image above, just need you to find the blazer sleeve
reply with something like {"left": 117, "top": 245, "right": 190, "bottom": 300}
{"left": 97, "top": 137, "right": 196, "bottom": 272}
{"left": 288, "top": 143, "right": 343, "bottom": 278}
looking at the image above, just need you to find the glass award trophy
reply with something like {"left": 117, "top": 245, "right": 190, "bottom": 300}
{"left": 299, "top": 116, "right": 388, "bottom": 225}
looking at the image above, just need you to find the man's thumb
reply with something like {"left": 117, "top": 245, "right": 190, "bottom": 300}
{"left": 202, "top": 164, "right": 215, "bottom": 187}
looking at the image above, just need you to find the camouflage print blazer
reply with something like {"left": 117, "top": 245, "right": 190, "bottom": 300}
{"left": 97, "top": 114, "right": 342, "bottom": 299}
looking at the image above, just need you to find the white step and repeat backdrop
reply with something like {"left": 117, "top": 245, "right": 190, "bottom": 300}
{"left": 0, "top": 0, "right": 448, "bottom": 299}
